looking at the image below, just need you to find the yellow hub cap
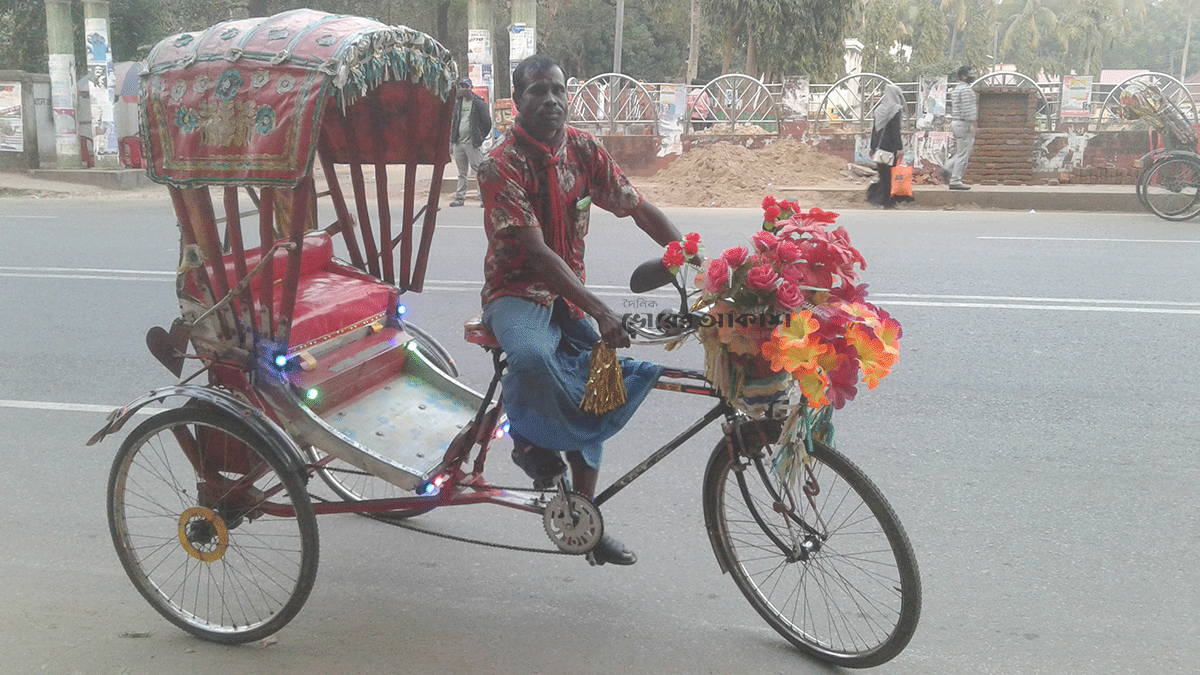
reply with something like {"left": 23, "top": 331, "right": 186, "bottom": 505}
{"left": 178, "top": 507, "right": 230, "bottom": 562}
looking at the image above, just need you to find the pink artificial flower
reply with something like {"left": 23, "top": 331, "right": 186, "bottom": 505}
{"left": 721, "top": 246, "right": 749, "bottom": 267}
{"left": 703, "top": 258, "right": 730, "bottom": 293}
{"left": 774, "top": 280, "right": 805, "bottom": 310}
{"left": 746, "top": 264, "right": 779, "bottom": 291}
{"left": 751, "top": 230, "right": 779, "bottom": 253}
{"left": 775, "top": 240, "right": 802, "bottom": 263}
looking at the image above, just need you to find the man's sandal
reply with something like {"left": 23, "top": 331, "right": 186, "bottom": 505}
{"left": 587, "top": 533, "right": 637, "bottom": 566}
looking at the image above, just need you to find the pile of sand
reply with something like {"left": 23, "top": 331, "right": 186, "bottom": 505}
{"left": 640, "top": 139, "right": 861, "bottom": 208}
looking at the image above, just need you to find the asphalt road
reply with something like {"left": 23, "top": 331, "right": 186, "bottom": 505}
{"left": 1, "top": 194, "right": 1198, "bottom": 675}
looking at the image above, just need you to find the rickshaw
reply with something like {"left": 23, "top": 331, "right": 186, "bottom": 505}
{"left": 1119, "top": 80, "right": 1200, "bottom": 221}
{"left": 90, "top": 10, "right": 920, "bottom": 668}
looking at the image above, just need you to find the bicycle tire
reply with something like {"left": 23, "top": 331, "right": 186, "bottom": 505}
{"left": 1143, "top": 156, "right": 1200, "bottom": 221}
{"left": 702, "top": 427, "right": 921, "bottom": 668}
{"left": 107, "top": 407, "right": 319, "bottom": 644}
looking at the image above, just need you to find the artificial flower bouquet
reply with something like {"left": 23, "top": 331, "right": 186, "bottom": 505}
{"left": 668, "top": 197, "right": 901, "bottom": 415}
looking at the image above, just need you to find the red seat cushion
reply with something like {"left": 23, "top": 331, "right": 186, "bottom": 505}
{"left": 188, "top": 232, "right": 395, "bottom": 351}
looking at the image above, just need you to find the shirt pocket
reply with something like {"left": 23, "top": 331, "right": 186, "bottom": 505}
{"left": 573, "top": 195, "right": 592, "bottom": 238}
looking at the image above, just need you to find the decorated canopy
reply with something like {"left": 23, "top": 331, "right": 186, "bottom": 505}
{"left": 140, "top": 9, "right": 458, "bottom": 187}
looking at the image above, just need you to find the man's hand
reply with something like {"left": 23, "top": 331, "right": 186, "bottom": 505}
{"left": 595, "top": 307, "right": 631, "bottom": 349}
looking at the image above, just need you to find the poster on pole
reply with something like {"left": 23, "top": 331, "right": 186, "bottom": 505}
{"left": 509, "top": 23, "right": 535, "bottom": 79}
{"left": 85, "top": 17, "right": 118, "bottom": 156}
{"left": 1061, "top": 75, "right": 1093, "bottom": 118}
{"left": 917, "top": 75, "right": 947, "bottom": 130}
{"left": 0, "top": 82, "right": 23, "bottom": 152}
{"left": 468, "top": 28, "right": 493, "bottom": 105}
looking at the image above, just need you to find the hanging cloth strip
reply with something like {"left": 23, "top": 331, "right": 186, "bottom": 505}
{"left": 512, "top": 122, "right": 572, "bottom": 260}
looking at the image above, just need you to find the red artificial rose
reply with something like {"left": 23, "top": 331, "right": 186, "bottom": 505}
{"left": 686, "top": 231, "right": 701, "bottom": 243}
{"left": 752, "top": 230, "right": 779, "bottom": 253}
{"left": 703, "top": 258, "right": 730, "bottom": 293}
{"left": 803, "top": 207, "right": 839, "bottom": 224}
{"left": 775, "top": 240, "right": 802, "bottom": 263}
{"left": 682, "top": 239, "right": 700, "bottom": 256}
{"left": 763, "top": 204, "right": 782, "bottom": 222}
{"left": 722, "top": 245, "right": 749, "bottom": 267}
{"left": 775, "top": 280, "right": 805, "bottom": 310}
{"left": 662, "top": 240, "right": 685, "bottom": 268}
{"left": 761, "top": 195, "right": 777, "bottom": 209}
{"left": 746, "top": 264, "right": 779, "bottom": 291}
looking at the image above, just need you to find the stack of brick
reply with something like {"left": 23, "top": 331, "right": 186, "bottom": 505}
{"left": 964, "top": 87, "right": 1037, "bottom": 185}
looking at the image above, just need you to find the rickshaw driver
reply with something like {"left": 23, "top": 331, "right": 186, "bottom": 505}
{"left": 478, "top": 56, "right": 685, "bottom": 566}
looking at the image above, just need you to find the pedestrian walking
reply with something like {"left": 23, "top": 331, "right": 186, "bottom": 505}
{"left": 944, "top": 65, "right": 977, "bottom": 190}
{"left": 450, "top": 77, "right": 492, "bottom": 206}
{"left": 867, "top": 84, "right": 910, "bottom": 209}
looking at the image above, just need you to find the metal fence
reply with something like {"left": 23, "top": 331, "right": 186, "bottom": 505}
{"left": 566, "top": 71, "right": 1200, "bottom": 136}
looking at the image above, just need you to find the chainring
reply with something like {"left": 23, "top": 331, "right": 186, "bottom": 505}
{"left": 542, "top": 490, "right": 604, "bottom": 555}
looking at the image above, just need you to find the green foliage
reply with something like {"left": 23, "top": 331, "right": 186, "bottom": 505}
{"left": 703, "top": 0, "right": 855, "bottom": 81}
{"left": 861, "top": 0, "right": 906, "bottom": 79}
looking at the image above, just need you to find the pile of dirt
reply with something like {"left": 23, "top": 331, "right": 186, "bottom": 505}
{"left": 640, "top": 139, "right": 862, "bottom": 208}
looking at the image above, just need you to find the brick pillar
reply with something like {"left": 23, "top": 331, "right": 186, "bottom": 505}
{"left": 966, "top": 87, "right": 1036, "bottom": 185}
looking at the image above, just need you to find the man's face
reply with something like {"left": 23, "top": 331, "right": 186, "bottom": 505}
{"left": 516, "top": 65, "right": 567, "bottom": 140}
{"left": 964, "top": 69, "right": 977, "bottom": 83}
{"left": 458, "top": 83, "right": 471, "bottom": 97}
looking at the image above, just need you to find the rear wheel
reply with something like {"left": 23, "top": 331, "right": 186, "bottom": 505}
{"left": 702, "top": 427, "right": 920, "bottom": 667}
{"left": 1143, "top": 156, "right": 1200, "bottom": 221}
{"left": 107, "top": 407, "right": 319, "bottom": 644}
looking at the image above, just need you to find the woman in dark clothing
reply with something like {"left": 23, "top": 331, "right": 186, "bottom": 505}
{"left": 866, "top": 84, "right": 911, "bottom": 208}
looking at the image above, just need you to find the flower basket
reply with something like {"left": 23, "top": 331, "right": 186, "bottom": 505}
{"left": 662, "top": 197, "right": 902, "bottom": 421}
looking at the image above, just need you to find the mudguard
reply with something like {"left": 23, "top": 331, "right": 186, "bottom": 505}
{"left": 86, "top": 384, "right": 308, "bottom": 480}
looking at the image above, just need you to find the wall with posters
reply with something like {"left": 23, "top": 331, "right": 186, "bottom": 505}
{"left": 0, "top": 71, "right": 55, "bottom": 170}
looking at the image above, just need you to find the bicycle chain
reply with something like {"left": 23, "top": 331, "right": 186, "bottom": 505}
{"left": 305, "top": 470, "right": 573, "bottom": 556}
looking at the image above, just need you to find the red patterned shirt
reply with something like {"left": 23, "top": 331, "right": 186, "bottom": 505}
{"left": 478, "top": 125, "right": 642, "bottom": 312}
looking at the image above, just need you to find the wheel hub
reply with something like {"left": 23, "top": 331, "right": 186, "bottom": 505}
{"left": 178, "top": 506, "right": 230, "bottom": 562}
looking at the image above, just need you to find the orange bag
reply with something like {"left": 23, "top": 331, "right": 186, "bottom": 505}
{"left": 890, "top": 163, "right": 913, "bottom": 198}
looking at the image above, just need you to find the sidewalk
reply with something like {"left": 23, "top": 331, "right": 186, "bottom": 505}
{"left": 0, "top": 167, "right": 1143, "bottom": 212}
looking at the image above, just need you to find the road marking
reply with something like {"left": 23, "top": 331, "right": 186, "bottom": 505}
{"left": 0, "top": 399, "right": 165, "bottom": 415}
{"left": 873, "top": 292, "right": 1200, "bottom": 308}
{"left": 980, "top": 236, "right": 1200, "bottom": 244}
{"left": 879, "top": 299, "right": 1200, "bottom": 315}
{"left": 4, "top": 215, "right": 57, "bottom": 219}
{"left": 0, "top": 266, "right": 172, "bottom": 275}
{"left": 7, "top": 267, "right": 1195, "bottom": 315}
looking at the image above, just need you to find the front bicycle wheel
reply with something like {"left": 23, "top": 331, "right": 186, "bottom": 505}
{"left": 702, "top": 427, "right": 920, "bottom": 668}
{"left": 107, "top": 407, "right": 319, "bottom": 644}
{"left": 1143, "top": 156, "right": 1200, "bottom": 221}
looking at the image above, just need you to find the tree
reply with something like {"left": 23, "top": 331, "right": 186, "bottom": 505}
{"left": 860, "top": 0, "right": 906, "bottom": 78}
{"left": 703, "top": 0, "right": 855, "bottom": 81}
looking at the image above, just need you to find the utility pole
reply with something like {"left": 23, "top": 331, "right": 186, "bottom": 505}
{"left": 613, "top": 0, "right": 625, "bottom": 74}
{"left": 467, "top": 0, "right": 495, "bottom": 105}
{"left": 45, "top": 0, "right": 81, "bottom": 168}
{"left": 687, "top": 0, "right": 700, "bottom": 83}
{"left": 510, "top": 0, "right": 537, "bottom": 97}
{"left": 82, "top": 0, "right": 118, "bottom": 168}
{"left": 1183, "top": 6, "right": 1194, "bottom": 82}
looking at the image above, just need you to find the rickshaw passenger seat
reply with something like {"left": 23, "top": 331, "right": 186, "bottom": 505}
{"left": 200, "top": 231, "right": 395, "bottom": 351}
{"left": 464, "top": 313, "right": 501, "bottom": 350}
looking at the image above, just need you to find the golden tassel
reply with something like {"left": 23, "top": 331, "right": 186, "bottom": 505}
{"left": 580, "top": 343, "right": 627, "bottom": 416}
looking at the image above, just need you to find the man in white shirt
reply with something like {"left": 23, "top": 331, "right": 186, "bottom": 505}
{"left": 945, "top": 66, "right": 977, "bottom": 191}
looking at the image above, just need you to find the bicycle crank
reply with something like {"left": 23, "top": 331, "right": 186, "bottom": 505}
{"left": 542, "top": 483, "right": 604, "bottom": 555}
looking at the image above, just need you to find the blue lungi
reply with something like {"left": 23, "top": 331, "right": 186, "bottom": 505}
{"left": 482, "top": 296, "right": 663, "bottom": 469}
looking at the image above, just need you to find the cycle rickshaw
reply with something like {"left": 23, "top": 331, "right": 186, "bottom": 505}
{"left": 1119, "top": 80, "right": 1200, "bottom": 221}
{"left": 90, "top": 10, "right": 920, "bottom": 668}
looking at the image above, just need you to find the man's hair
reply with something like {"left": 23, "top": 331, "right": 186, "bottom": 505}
{"left": 512, "top": 55, "right": 562, "bottom": 98}
{"left": 957, "top": 65, "right": 973, "bottom": 81}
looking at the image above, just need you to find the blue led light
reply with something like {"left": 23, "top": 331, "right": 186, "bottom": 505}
{"left": 396, "top": 303, "right": 407, "bottom": 316}
{"left": 274, "top": 354, "right": 289, "bottom": 368}
{"left": 305, "top": 388, "right": 319, "bottom": 401}
{"left": 502, "top": 422, "right": 511, "bottom": 434}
